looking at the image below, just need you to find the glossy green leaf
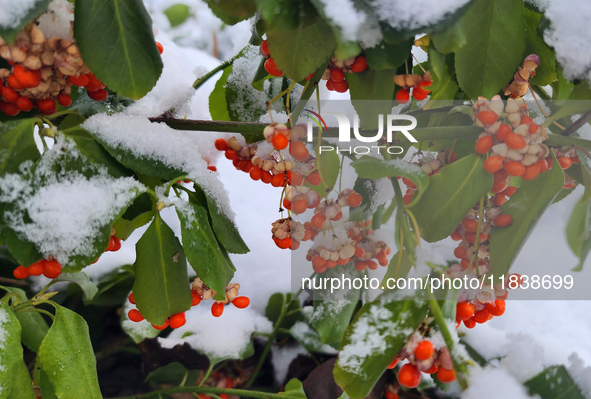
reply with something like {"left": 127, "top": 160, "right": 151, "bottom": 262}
{"left": 132, "top": 213, "right": 192, "bottom": 325}
{"left": 112, "top": 208, "right": 154, "bottom": 241}
{"left": 566, "top": 196, "right": 590, "bottom": 257}
{"left": 575, "top": 151, "right": 591, "bottom": 204}
{"left": 1, "top": 286, "right": 48, "bottom": 352}
{"left": 37, "top": 305, "right": 102, "bottom": 399}
{"left": 308, "top": 267, "right": 362, "bottom": 345}
{"left": 54, "top": 272, "right": 99, "bottom": 301}
{"left": 145, "top": 362, "right": 199, "bottom": 386}
{"left": 2, "top": 228, "right": 44, "bottom": 268}
{"left": 290, "top": 321, "right": 335, "bottom": 354}
{"left": 177, "top": 202, "right": 234, "bottom": 300}
{"left": 525, "top": 365, "right": 586, "bottom": 399}
{"left": 455, "top": 0, "right": 525, "bottom": 98}
{"left": 524, "top": 8, "right": 556, "bottom": 86}
{"left": 9, "top": 359, "right": 37, "bottom": 399}
{"left": 409, "top": 154, "right": 493, "bottom": 242}
{"left": 380, "top": 250, "right": 415, "bottom": 287}
{"left": 0, "top": 0, "right": 51, "bottom": 44}
{"left": 74, "top": 0, "right": 163, "bottom": 99}
{"left": 424, "top": 48, "right": 459, "bottom": 109}
{"left": 0, "top": 118, "right": 40, "bottom": 176}
{"left": 431, "top": 20, "right": 467, "bottom": 54}
{"left": 364, "top": 40, "right": 413, "bottom": 70}
{"left": 33, "top": 364, "right": 58, "bottom": 399}
{"left": 262, "top": 0, "right": 336, "bottom": 82}
{"left": 204, "top": 0, "right": 256, "bottom": 25}
{"left": 163, "top": 4, "right": 191, "bottom": 27}
{"left": 351, "top": 155, "right": 429, "bottom": 206}
{"left": 489, "top": 155, "right": 564, "bottom": 277}
{"left": 347, "top": 69, "right": 397, "bottom": 130}
{"left": 333, "top": 294, "right": 429, "bottom": 399}
{"left": 209, "top": 66, "right": 233, "bottom": 122}
{"left": 279, "top": 379, "right": 308, "bottom": 398}
{"left": 307, "top": 145, "right": 340, "bottom": 197}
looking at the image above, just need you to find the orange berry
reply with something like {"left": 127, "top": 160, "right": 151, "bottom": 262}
{"left": 503, "top": 161, "right": 525, "bottom": 177}
{"left": 492, "top": 194, "right": 507, "bottom": 206}
{"left": 491, "top": 178, "right": 507, "bottom": 193}
{"left": 57, "top": 93, "right": 72, "bottom": 107}
{"left": 224, "top": 149, "right": 237, "bottom": 160}
{"left": 397, "top": 364, "right": 421, "bottom": 388}
{"left": 290, "top": 141, "right": 309, "bottom": 161}
{"left": 332, "top": 79, "right": 349, "bottom": 93}
{"left": 169, "top": 312, "right": 186, "bottom": 329}
{"left": 521, "top": 163, "right": 540, "bottom": 181}
{"left": 476, "top": 110, "right": 498, "bottom": 125}
{"left": 306, "top": 172, "right": 321, "bottom": 186}
{"left": 558, "top": 157, "right": 572, "bottom": 169}
{"left": 16, "top": 96, "right": 33, "bottom": 111}
{"left": 484, "top": 156, "right": 504, "bottom": 173}
{"left": 264, "top": 57, "right": 283, "bottom": 77}
{"left": 88, "top": 89, "right": 108, "bottom": 101}
{"left": 311, "top": 256, "right": 327, "bottom": 269}
{"left": 520, "top": 115, "right": 533, "bottom": 125}
{"left": 500, "top": 186, "right": 517, "bottom": 197}
{"left": 437, "top": 367, "right": 456, "bottom": 383}
{"left": 272, "top": 133, "right": 288, "bottom": 150}
{"left": 156, "top": 42, "right": 164, "bottom": 54}
{"left": 424, "top": 365, "right": 438, "bottom": 374}
{"left": 2, "top": 86, "right": 19, "bottom": 102}
{"left": 486, "top": 300, "right": 506, "bottom": 316}
{"left": 291, "top": 199, "right": 307, "bottom": 215}
{"left": 261, "top": 170, "right": 273, "bottom": 184}
{"left": 13, "top": 265, "right": 30, "bottom": 279}
{"left": 191, "top": 290, "right": 202, "bottom": 306}
{"left": 414, "top": 340, "right": 434, "bottom": 361}
{"left": 461, "top": 218, "right": 478, "bottom": 233}
{"left": 387, "top": 358, "right": 399, "bottom": 369}
{"left": 347, "top": 192, "right": 363, "bottom": 207}
{"left": 128, "top": 292, "right": 136, "bottom": 304}
{"left": 538, "top": 158, "right": 548, "bottom": 173}
{"left": 494, "top": 214, "right": 513, "bottom": 228}
{"left": 128, "top": 309, "right": 144, "bottom": 322}
{"left": 211, "top": 302, "right": 224, "bottom": 317}
{"left": 350, "top": 56, "right": 368, "bottom": 73}
{"left": 331, "top": 211, "right": 343, "bottom": 221}
{"left": 475, "top": 135, "right": 493, "bottom": 154}
{"left": 395, "top": 88, "right": 410, "bottom": 104}
{"left": 274, "top": 236, "right": 291, "bottom": 249}
{"left": 473, "top": 308, "right": 489, "bottom": 323}
{"left": 463, "top": 317, "right": 476, "bottom": 329}
{"left": 152, "top": 319, "right": 169, "bottom": 330}
{"left": 354, "top": 246, "right": 366, "bottom": 258}
{"left": 454, "top": 246, "right": 467, "bottom": 259}
{"left": 271, "top": 173, "right": 286, "bottom": 187}
{"left": 69, "top": 74, "right": 89, "bottom": 87}
{"left": 385, "top": 392, "right": 399, "bottom": 399}
{"left": 311, "top": 214, "right": 327, "bottom": 229}
{"left": 330, "top": 68, "right": 345, "bottom": 83}
{"left": 260, "top": 40, "right": 270, "bottom": 57}
{"left": 412, "top": 87, "right": 428, "bottom": 101}
{"left": 232, "top": 296, "right": 250, "bottom": 309}
{"left": 529, "top": 123, "right": 538, "bottom": 134}
{"left": 289, "top": 171, "right": 303, "bottom": 186}
{"left": 456, "top": 302, "right": 475, "bottom": 321}
{"left": 450, "top": 227, "right": 463, "bottom": 241}
{"left": 85, "top": 73, "right": 103, "bottom": 91}
{"left": 496, "top": 124, "right": 511, "bottom": 141}
{"left": 505, "top": 133, "right": 526, "bottom": 150}
{"left": 43, "top": 260, "right": 62, "bottom": 278}
{"left": 28, "top": 260, "right": 45, "bottom": 276}
{"left": 214, "top": 138, "right": 228, "bottom": 151}
{"left": 13, "top": 65, "right": 40, "bottom": 88}
{"left": 249, "top": 166, "right": 262, "bottom": 181}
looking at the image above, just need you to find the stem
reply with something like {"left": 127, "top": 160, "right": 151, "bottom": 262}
{"left": 245, "top": 294, "right": 288, "bottom": 388}
{"left": 426, "top": 291, "right": 469, "bottom": 390}
{"left": 198, "top": 360, "right": 216, "bottom": 387}
{"left": 165, "top": 176, "right": 189, "bottom": 196}
{"left": 561, "top": 108, "right": 591, "bottom": 136}
{"left": 15, "top": 307, "right": 55, "bottom": 320}
{"left": 192, "top": 57, "right": 236, "bottom": 90}
{"left": 108, "top": 386, "right": 305, "bottom": 399}
{"left": 405, "top": 209, "right": 421, "bottom": 248}
{"left": 528, "top": 83, "right": 566, "bottom": 131}
{"left": 0, "top": 277, "right": 29, "bottom": 287}
{"left": 149, "top": 117, "right": 268, "bottom": 135}
{"left": 467, "top": 198, "right": 485, "bottom": 275}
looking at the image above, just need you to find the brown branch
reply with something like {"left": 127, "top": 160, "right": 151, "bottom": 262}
{"left": 561, "top": 108, "right": 591, "bottom": 136}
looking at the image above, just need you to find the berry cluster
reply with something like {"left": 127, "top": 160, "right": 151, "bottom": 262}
{"left": 394, "top": 72, "right": 432, "bottom": 104}
{"left": 503, "top": 55, "right": 540, "bottom": 98}
{"left": 13, "top": 258, "right": 62, "bottom": 280}
{"left": 387, "top": 330, "right": 456, "bottom": 389}
{"left": 321, "top": 54, "right": 368, "bottom": 93}
{"left": 478, "top": 96, "right": 551, "bottom": 181}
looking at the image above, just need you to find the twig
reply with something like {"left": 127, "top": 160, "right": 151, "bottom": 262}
{"left": 0, "top": 277, "right": 29, "bottom": 287}
{"left": 192, "top": 56, "right": 237, "bottom": 91}
{"left": 561, "top": 108, "right": 591, "bottom": 136}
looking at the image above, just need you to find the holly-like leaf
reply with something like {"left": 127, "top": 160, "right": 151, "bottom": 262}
{"left": 9, "top": 359, "right": 38, "bottom": 399}
{"left": 0, "top": 118, "right": 40, "bottom": 176}
{"left": 431, "top": 20, "right": 467, "bottom": 54}
{"left": 33, "top": 363, "right": 58, "bottom": 399}
{"left": 455, "top": 0, "right": 525, "bottom": 99}
{"left": 74, "top": 0, "right": 163, "bottom": 99}
{"left": 524, "top": 8, "right": 556, "bottom": 86}
{"left": 409, "top": 154, "right": 493, "bottom": 242}
{"left": 262, "top": 0, "right": 336, "bottom": 82}
{"left": 54, "top": 272, "right": 99, "bottom": 301}
{"left": 177, "top": 202, "right": 234, "bottom": 300}
{"left": 333, "top": 293, "right": 429, "bottom": 399}
{"left": 489, "top": 154, "right": 564, "bottom": 277}
{"left": 307, "top": 145, "right": 340, "bottom": 198}
{"left": 364, "top": 40, "right": 413, "bottom": 70}
{"left": 0, "top": 0, "right": 51, "bottom": 44}
{"left": 424, "top": 47, "right": 459, "bottom": 109}
{"left": 209, "top": 66, "right": 233, "bottom": 122}
{"left": 308, "top": 267, "right": 363, "bottom": 345}
{"left": 525, "top": 365, "right": 587, "bottom": 399}
{"left": 37, "top": 305, "right": 102, "bottom": 399}
{"left": 204, "top": 0, "right": 256, "bottom": 25}
{"left": 132, "top": 213, "right": 192, "bottom": 325}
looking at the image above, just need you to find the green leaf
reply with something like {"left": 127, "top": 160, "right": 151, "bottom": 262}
{"left": 145, "top": 362, "right": 198, "bottom": 386}
{"left": 351, "top": 155, "right": 429, "bottom": 206}
{"left": 308, "top": 267, "right": 363, "bottom": 345}
{"left": 0, "top": 0, "right": 51, "bottom": 44}
{"left": 204, "top": 0, "right": 256, "bottom": 25}
{"left": 424, "top": 47, "right": 459, "bottom": 109}
{"left": 524, "top": 8, "right": 556, "bottom": 86}
{"left": 262, "top": 0, "right": 336, "bottom": 82}
{"left": 280, "top": 379, "right": 308, "bottom": 398}
{"left": 380, "top": 250, "right": 415, "bottom": 287}
{"left": 209, "top": 66, "right": 233, "bottom": 122}
{"left": 54, "top": 272, "right": 99, "bottom": 301}
{"left": 307, "top": 145, "right": 340, "bottom": 197}
{"left": 431, "top": 20, "right": 467, "bottom": 54}
{"left": 455, "top": 0, "right": 525, "bottom": 98}
{"left": 133, "top": 212, "right": 192, "bottom": 324}
{"left": 1, "top": 286, "right": 49, "bottom": 352}
{"left": 489, "top": 154, "right": 564, "bottom": 277}
{"left": 364, "top": 40, "right": 413, "bottom": 70}
{"left": 34, "top": 364, "right": 58, "bottom": 399}
{"left": 2, "top": 228, "right": 44, "bottom": 268}
{"left": 333, "top": 294, "right": 429, "bottom": 399}
{"left": 525, "top": 365, "right": 587, "bottom": 399}
{"left": 0, "top": 302, "right": 36, "bottom": 399}
{"left": 163, "top": 3, "right": 191, "bottom": 27}
{"left": 0, "top": 118, "right": 40, "bottom": 176}
{"left": 290, "top": 321, "right": 335, "bottom": 354}
{"left": 251, "top": 58, "right": 272, "bottom": 91}
{"left": 74, "top": 0, "right": 163, "bottom": 99}
{"left": 347, "top": 70, "right": 397, "bottom": 130}
{"left": 177, "top": 203, "right": 234, "bottom": 300}
{"left": 37, "top": 305, "right": 102, "bottom": 399}
{"left": 409, "top": 154, "right": 493, "bottom": 242}
{"left": 566, "top": 196, "right": 590, "bottom": 257}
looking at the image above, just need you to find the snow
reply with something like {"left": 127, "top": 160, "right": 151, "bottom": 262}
{"left": 567, "top": 353, "right": 591, "bottom": 399}
{"left": 0, "top": 0, "right": 40, "bottom": 29}
{"left": 0, "top": 136, "right": 145, "bottom": 265}
{"left": 369, "top": 0, "right": 472, "bottom": 31}
{"left": 158, "top": 305, "right": 273, "bottom": 360}
{"left": 36, "top": 0, "right": 74, "bottom": 40}
{"left": 543, "top": 0, "right": 591, "bottom": 82}
{"left": 462, "top": 366, "right": 537, "bottom": 399}
{"left": 270, "top": 344, "right": 308, "bottom": 385}
{"left": 316, "top": 0, "right": 369, "bottom": 43}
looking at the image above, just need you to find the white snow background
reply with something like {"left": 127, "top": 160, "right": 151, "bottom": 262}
{"left": 10, "top": 0, "right": 591, "bottom": 396}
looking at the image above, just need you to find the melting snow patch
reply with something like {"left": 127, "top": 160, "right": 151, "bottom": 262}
{"left": 369, "top": 0, "right": 472, "bottom": 31}
{"left": 0, "top": 0, "right": 40, "bottom": 29}
{"left": 462, "top": 366, "right": 537, "bottom": 399}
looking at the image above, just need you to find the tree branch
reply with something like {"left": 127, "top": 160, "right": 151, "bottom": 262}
{"left": 560, "top": 108, "right": 591, "bottom": 136}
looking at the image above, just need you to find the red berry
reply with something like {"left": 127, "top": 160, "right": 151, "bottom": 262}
{"left": 456, "top": 302, "right": 475, "bottom": 321}
{"left": 473, "top": 308, "right": 489, "bottom": 323}
{"left": 13, "top": 265, "right": 30, "bottom": 279}
{"left": 191, "top": 290, "right": 202, "bottom": 306}
{"left": 558, "top": 157, "right": 572, "bottom": 169}
{"left": 169, "top": 312, "right": 186, "bottom": 329}
{"left": 37, "top": 99, "right": 56, "bottom": 112}
{"left": 156, "top": 42, "right": 164, "bottom": 54}
{"left": 211, "top": 302, "right": 224, "bottom": 317}
{"left": 232, "top": 296, "right": 250, "bottom": 308}
{"left": 424, "top": 365, "right": 438, "bottom": 374}
{"left": 272, "top": 133, "right": 288, "bottom": 150}
{"left": 347, "top": 192, "right": 362, "bottom": 207}
{"left": 111, "top": 237, "right": 122, "bottom": 251}
{"left": 291, "top": 199, "right": 308, "bottom": 214}
{"left": 69, "top": 74, "right": 90, "bottom": 87}
{"left": 88, "top": 89, "right": 108, "bottom": 101}
{"left": 484, "top": 156, "right": 504, "bottom": 174}
{"left": 505, "top": 133, "right": 527, "bottom": 150}
{"left": 85, "top": 73, "right": 104, "bottom": 92}
{"left": 437, "top": 367, "right": 456, "bottom": 383}
{"left": 0, "top": 101, "right": 20, "bottom": 116}
{"left": 350, "top": 56, "right": 367, "bottom": 73}
{"left": 289, "top": 171, "right": 303, "bottom": 186}
{"left": 311, "top": 214, "right": 326, "bottom": 229}
{"left": 290, "top": 141, "right": 309, "bottom": 161}
{"left": 504, "top": 161, "right": 525, "bottom": 177}
{"left": 486, "top": 300, "right": 506, "bottom": 316}
{"left": 57, "top": 93, "right": 72, "bottom": 107}
{"left": 128, "top": 293, "right": 136, "bottom": 304}
{"left": 249, "top": 166, "right": 262, "bottom": 181}
{"left": 461, "top": 218, "right": 478, "bottom": 233}
{"left": 261, "top": 170, "right": 273, "bottom": 184}
{"left": 330, "top": 68, "right": 345, "bottom": 83}
{"left": 494, "top": 214, "right": 513, "bottom": 228}
{"left": 271, "top": 173, "right": 286, "bottom": 187}
{"left": 412, "top": 87, "right": 428, "bottom": 101}
{"left": 152, "top": 319, "right": 169, "bottom": 330}
{"left": 463, "top": 317, "right": 476, "bottom": 329}
{"left": 387, "top": 358, "right": 399, "bottom": 369}
{"left": 28, "top": 260, "right": 45, "bottom": 276}
{"left": 306, "top": 172, "right": 321, "bottom": 186}
{"left": 331, "top": 79, "right": 349, "bottom": 93}
{"left": 496, "top": 124, "right": 511, "bottom": 141}
{"left": 475, "top": 136, "right": 493, "bottom": 154}
{"left": 16, "top": 96, "right": 33, "bottom": 111}
{"left": 397, "top": 364, "right": 421, "bottom": 388}
{"left": 260, "top": 40, "right": 270, "bottom": 58}
{"left": 224, "top": 149, "right": 237, "bottom": 160}
{"left": 43, "top": 260, "right": 62, "bottom": 278}
{"left": 414, "top": 340, "right": 434, "bottom": 361}
{"left": 264, "top": 58, "right": 283, "bottom": 77}
{"left": 395, "top": 88, "right": 410, "bottom": 104}
{"left": 128, "top": 309, "right": 144, "bottom": 322}
{"left": 8, "top": 74, "right": 24, "bottom": 90}
{"left": 476, "top": 110, "right": 498, "bottom": 125}
{"left": 454, "top": 246, "right": 467, "bottom": 258}
{"left": 521, "top": 163, "right": 540, "bottom": 181}
{"left": 13, "top": 65, "right": 40, "bottom": 88}
{"left": 2, "top": 86, "right": 19, "bottom": 103}
{"left": 214, "top": 138, "right": 228, "bottom": 151}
